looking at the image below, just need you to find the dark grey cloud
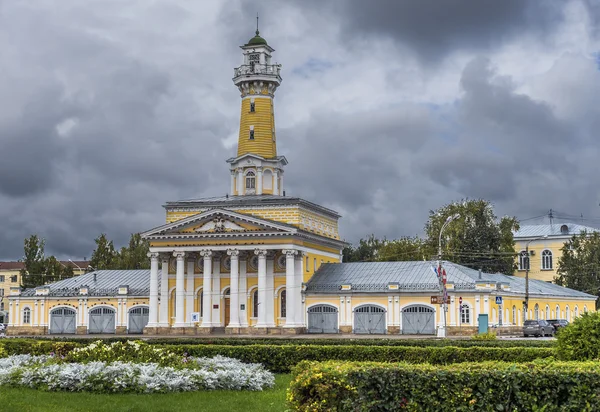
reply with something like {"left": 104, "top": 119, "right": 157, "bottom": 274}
{"left": 1, "top": 0, "right": 600, "bottom": 260}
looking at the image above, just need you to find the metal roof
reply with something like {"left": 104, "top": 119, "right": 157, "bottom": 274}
{"left": 21, "top": 270, "right": 153, "bottom": 297}
{"left": 306, "top": 261, "right": 596, "bottom": 299}
{"left": 164, "top": 195, "right": 341, "bottom": 218}
{"left": 514, "top": 223, "right": 599, "bottom": 239}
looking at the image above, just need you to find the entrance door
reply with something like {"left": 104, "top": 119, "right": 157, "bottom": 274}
{"left": 128, "top": 307, "right": 149, "bottom": 334}
{"left": 49, "top": 308, "right": 76, "bottom": 334}
{"left": 402, "top": 305, "right": 435, "bottom": 335}
{"left": 224, "top": 288, "right": 230, "bottom": 326}
{"left": 89, "top": 307, "right": 116, "bottom": 334}
{"left": 307, "top": 305, "right": 338, "bottom": 333}
{"left": 354, "top": 305, "right": 386, "bottom": 334}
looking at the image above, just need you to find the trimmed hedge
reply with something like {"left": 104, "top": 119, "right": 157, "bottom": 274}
{"left": 0, "top": 341, "right": 554, "bottom": 373}
{"left": 5, "top": 336, "right": 555, "bottom": 348}
{"left": 288, "top": 360, "right": 600, "bottom": 411}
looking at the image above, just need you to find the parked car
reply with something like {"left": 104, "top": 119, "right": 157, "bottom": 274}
{"left": 523, "top": 320, "right": 555, "bottom": 337}
{"left": 547, "top": 319, "right": 569, "bottom": 332}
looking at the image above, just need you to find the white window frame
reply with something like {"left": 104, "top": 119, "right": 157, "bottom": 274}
{"left": 23, "top": 307, "right": 31, "bottom": 325}
{"left": 541, "top": 249, "right": 553, "bottom": 270}
{"left": 460, "top": 304, "right": 471, "bottom": 325}
{"left": 518, "top": 250, "right": 528, "bottom": 270}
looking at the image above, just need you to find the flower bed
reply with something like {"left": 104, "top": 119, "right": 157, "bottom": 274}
{"left": 0, "top": 341, "right": 274, "bottom": 393}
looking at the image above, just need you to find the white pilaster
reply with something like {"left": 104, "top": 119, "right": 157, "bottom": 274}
{"left": 186, "top": 257, "right": 195, "bottom": 325}
{"left": 227, "top": 249, "right": 241, "bottom": 328}
{"left": 256, "top": 167, "right": 263, "bottom": 195}
{"left": 148, "top": 252, "right": 159, "bottom": 327}
{"left": 82, "top": 300, "right": 86, "bottom": 329}
{"left": 237, "top": 167, "right": 244, "bottom": 195}
{"left": 340, "top": 297, "right": 346, "bottom": 325}
{"left": 200, "top": 250, "right": 213, "bottom": 327}
{"left": 283, "top": 250, "right": 297, "bottom": 327}
{"left": 159, "top": 257, "right": 169, "bottom": 326}
{"left": 239, "top": 259, "right": 249, "bottom": 327}
{"left": 387, "top": 297, "right": 393, "bottom": 327}
{"left": 450, "top": 296, "right": 456, "bottom": 326}
{"left": 279, "top": 170, "right": 284, "bottom": 194}
{"left": 273, "top": 169, "right": 279, "bottom": 195}
{"left": 174, "top": 251, "right": 186, "bottom": 327}
{"left": 33, "top": 301, "right": 39, "bottom": 327}
{"left": 394, "top": 297, "right": 400, "bottom": 327}
{"left": 255, "top": 249, "right": 268, "bottom": 328}
{"left": 230, "top": 170, "right": 236, "bottom": 195}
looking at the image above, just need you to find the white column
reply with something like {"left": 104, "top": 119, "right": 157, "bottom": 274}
{"left": 273, "top": 169, "right": 279, "bottom": 195}
{"left": 450, "top": 296, "right": 456, "bottom": 326}
{"left": 294, "top": 255, "right": 304, "bottom": 326}
{"left": 475, "top": 295, "right": 480, "bottom": 324}
{"left": 173, "top": 251, "right": 186, "bottom": 327}
{"left": 82, "top": 300, "right": 87, "bottom": 329}
{"left": 33, "top": 301, "right": 39, "bottom": 327}
{"left": 186, "top": 257, "right": 195, "bottom": 325}
{"left": 212, "top": 259, "right": 221, "bottom": 325}
{"left": 239, "top": 258, "right": 249, "bottom": 327}
{"left": 340, "top": 297, "right": 345, "bottom": 325}
{"left": 237, "top": 167, "right": 244, "bottom": 195}
{"left": 255, "top": 249, "right": 268, "bottom": 328}
{"left": 387, "top": 297, "right": 393, "bottom": 328}
{"left": 283, "top": 250, "right": 297, "bottom": 327}
{"left": 230, "top": 170, "right": 236, "bottom": 195}
{"left": 147, "top": 252, "right": 159, "bottom": 327}
{"left": 227, "top": 249, "right": 241, "bottom": 328}
{"left": 394, "top": 297, "right": 400, "bottom": 328}
{"left": 346, "top": 297, "right": 352, "bottom": 329}
{"left": 77, "top": 300, "right": 83, "bottom": 327}
{"left": 8, "top": 301, "right": 13, "bottom": 326}
{"left": 256, "top": 167, "right": 263, "bottom": 195}
{"left": 200, "top": 250, "right": 213, "bottom": 327}
{"left": 159, "top": 257, "right": 169, "bottom": 326}
{"left": 266, "top": 257, "right": 275, "bottom": 327}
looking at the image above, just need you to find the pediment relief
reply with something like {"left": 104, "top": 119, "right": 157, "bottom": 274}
{"left": 194, "top": 217, "right": 247, "bottom": 233}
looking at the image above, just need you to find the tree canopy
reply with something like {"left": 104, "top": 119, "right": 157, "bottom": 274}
{"left": 556, "top": 231, "right": 600, "bottom": 308}
{"left": 343, "top": 199, "right": 519, "bottom": 275}
{"left": 20, "top": 235, "right": 76, "bottom": 288}
{"left": 90, "top": 233, "right": 150, "bottom": 270}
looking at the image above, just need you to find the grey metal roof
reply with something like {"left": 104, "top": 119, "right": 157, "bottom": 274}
{"left": 164, "top": 195, "right": 341, "bottom": 218}
{"left": 21, "top": 270, "right": 152, "bottom": 297}
{"left": 306, "top": 261, "right": 596, "bottom": 299}
{"left": 514, "top": 223, "right": 599, "bottom": 239}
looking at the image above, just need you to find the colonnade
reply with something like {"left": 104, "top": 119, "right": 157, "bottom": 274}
{"left": 146, "top": 248, "right": 305, "bottom": 330}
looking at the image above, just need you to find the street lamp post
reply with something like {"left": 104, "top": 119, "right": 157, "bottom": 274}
{"left": 437, "top": 213, "right": 460, "bottom": 338}
{"left": 524, "top": 235, "right": 548, "bottom": 322}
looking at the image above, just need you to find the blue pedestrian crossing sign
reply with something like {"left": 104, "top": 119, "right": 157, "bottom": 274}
{"left": 495, "top": 296, "right": 503, "bottom": 305}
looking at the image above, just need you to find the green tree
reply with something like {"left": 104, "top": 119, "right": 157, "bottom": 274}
{"left": 378, "top": 236, "right": 431, "bottom": 262}
{"left": 121, "top": 233, "right": 150, "bottom": 269}
{"left": 343, "top": 235, "right": 385, "bottom": 262}
{"left": 20, "top": 235, "right": 47, "bottom": 288}
{"left": 44, "top": 256, "right": 75, "bottom": 283}
{"left": 555, "top": 231, "right": 600, "bottom": 308}
{"left": 90, "top": 234, "right": 118, "bottom": 270}
{"left": 424, "top": 199, "right": 519, "bottom": 275}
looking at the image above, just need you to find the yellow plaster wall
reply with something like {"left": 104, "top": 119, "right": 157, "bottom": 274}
{"left": 513, "top": 239, "right": 565, "bottom": 282}
{"left": 237, "top": 97, "right": 276, "bottom": 158}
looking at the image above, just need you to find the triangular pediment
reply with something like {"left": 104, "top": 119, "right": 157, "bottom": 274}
{"left": 142, "top": 208, "right": 297, "bottom": 239}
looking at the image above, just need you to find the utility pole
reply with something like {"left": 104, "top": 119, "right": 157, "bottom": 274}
{"left": 524, "top": 235, "right": 548, "bottom": 322}
{"left": 437, "top": 213, "right": 460, "bottom": 337}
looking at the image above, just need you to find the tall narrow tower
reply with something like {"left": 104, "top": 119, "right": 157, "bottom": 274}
{"left": 227, "top": 24, "right": 287, "bottom": 196}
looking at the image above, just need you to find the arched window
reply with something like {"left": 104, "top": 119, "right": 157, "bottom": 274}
{"left": 280, "top": 290, "right": 286, "bottom": 318}
{"left": 556, "top": 305, "right": 560, "bottom": 319}
{"left": 541, "top": 250, "right": 553, "bottom": 270}
{"left": 23, "top": 307, "right": 31, "bottom": 324}
{"left": 252, "top": 289, "right": 259, "bottom": 318}
{"left": 584, "top": 305, "right": 588, "bottom": 313}
{"left": 566, "top": 305, "right": 570, "bottom": 321}
{"left": 575, "top": 306, "right": 579, "bottom": 318}
{"left": 545, "top": 305, "right": 550, "bottom": 320}
{"left": 534, "top": 304, "right": 539, "bottom": 320}
{"left": 512, "top": 305, "right": 516, "bottom": 325}
{"left": 518, "top": 251, "right": 529, "bottom": 270}
{"left": 246, "top": 171, "right": 256, "bottom": 189}
{"left": 461, "top": 304, "right": 470, "bottom": 324}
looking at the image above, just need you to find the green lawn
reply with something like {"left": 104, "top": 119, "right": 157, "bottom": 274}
{"left": 0, "top": 374, "right": 292, "bottom": 412}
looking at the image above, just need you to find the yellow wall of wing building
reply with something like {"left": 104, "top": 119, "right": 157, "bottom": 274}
{"left": 237, "top": 97, "right": 276, "bottom": 159}
{"left": 513, "top": 239, "right": 566, "bottom": 282}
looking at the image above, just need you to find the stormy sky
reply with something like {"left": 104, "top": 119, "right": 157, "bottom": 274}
{"left": 1, "top": 0, "right": 600, "bottom": 260}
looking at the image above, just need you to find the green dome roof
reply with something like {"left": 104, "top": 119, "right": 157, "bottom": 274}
{"left": 246, "top": 30, "right": 267, "bottom": 46}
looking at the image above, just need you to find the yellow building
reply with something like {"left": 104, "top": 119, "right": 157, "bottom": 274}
{"left": 0, "top": 261, "right": 89, "bottom": 325}
{"left": 6, "top": 29, "right": 596, "bottom": 336}
{"left": 513, "top": 223, "right": 599, "bottom": 283}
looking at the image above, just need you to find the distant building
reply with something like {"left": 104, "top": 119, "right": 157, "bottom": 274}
{"left": 0, "top": 261, "right": 89, "bottom": 324}
{"left": 513, "top": 223, "right": 599, "bottom": 283}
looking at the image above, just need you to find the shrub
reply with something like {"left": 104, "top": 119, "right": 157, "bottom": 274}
{"left": 288, "top": 360, "right": 600, "bottom": 411}
{"left": 471, "top": 331, "right": 497, "bottom": 341}
{"left": 171, "top": 344, "right": 554, "bottom": 373}
{"left": 65, "top": 340, "right": 184, "bottom": 367}
{"left": 556, "top": 311, "right": 600, "bottom": 360}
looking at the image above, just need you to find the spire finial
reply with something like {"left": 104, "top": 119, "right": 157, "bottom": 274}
{"left": 256, "top": 12, "right": 259, "bottom": 35}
